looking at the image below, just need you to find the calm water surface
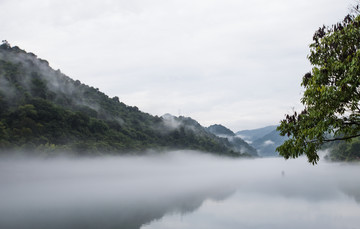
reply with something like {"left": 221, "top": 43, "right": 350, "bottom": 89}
{"left": 0, "top": 151, "right": 359, "bottom": 229}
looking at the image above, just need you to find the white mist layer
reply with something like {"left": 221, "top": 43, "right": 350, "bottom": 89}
{"left": 0, "top": 151, "right": 360, "bottom": 229}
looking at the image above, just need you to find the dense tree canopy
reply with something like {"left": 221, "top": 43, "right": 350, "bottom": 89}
{"left": 277, "top": 13, "right": 360, "bottom": 164}
{"left": 0, "top": 41, "right": 256, "bottom": 157}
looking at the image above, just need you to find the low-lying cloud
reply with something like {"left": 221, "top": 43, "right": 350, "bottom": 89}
{"left": 263, "top": 140, "right": 275, "bottom": 146}
{"left": 0, "top": 151, "right": 359, "bottom": 229}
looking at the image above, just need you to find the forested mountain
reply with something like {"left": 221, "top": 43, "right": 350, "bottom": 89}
{"left": 207, "top": 124, "right": 258, "bottom": 157}
{"left": 0, "top": 42, "right": 253, "bottom": 156}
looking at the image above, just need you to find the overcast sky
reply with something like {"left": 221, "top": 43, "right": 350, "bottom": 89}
{"left": 1, "top": 0, "right": 355, "bottom": 131}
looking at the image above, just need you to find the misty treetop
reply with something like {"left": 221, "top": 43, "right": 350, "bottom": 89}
{"left": 277, "top": 11, "right": 360, "bottom": 163}
{"left": 0, "top": 41, "right": 256, "bottom": 157}
{"left": 206, "top": 124, "right": 258, "bottom": 156}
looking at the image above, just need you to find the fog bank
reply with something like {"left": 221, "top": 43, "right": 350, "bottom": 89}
{"left": 0, "top": 150, "right": 359, "bottom": 229}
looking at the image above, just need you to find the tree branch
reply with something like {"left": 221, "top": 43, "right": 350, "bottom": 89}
{"left": 323, "top": 134, "right": 360, "bottom": 142}
{"left": 342, "top": 121, "right": 360, "bottom": 125}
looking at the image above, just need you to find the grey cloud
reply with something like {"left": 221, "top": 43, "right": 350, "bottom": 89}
{"left": 0, "top": 0, "right": 354, "bottom": 130}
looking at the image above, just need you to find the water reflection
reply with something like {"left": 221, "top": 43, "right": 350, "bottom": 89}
{"left": 143, "top": 190, "right": 360, "bottom": 229}
{"left": 0, "top": 151, "right": 359, "bottom": 229}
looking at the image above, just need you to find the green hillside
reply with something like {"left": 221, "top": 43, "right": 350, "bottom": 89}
{"left": 0, "top": 42, "right": 251, "bottom": 157}
{"left": 324, "top": 137, "right": 360, "bottom": 162}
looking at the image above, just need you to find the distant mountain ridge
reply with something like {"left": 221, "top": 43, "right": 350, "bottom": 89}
{"left": 236, "top": 126, "right": 277, "bottom": 142}
{"left": 236, "top": 125, "right": 287, "bottom": 157}
{"left": 0, "top": 42, "right": 254, "bottom": 157}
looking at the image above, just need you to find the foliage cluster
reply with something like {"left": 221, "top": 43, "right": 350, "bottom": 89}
{"left": 277, "top": 13, "right": 360, "bottom": 163}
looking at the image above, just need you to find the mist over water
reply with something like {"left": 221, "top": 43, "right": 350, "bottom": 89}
{"left": 0, "top": 151, "right": 359, "bottom": 229}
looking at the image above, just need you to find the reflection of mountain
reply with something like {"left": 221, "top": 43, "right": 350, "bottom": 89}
{"left": 236, "top": 126, "right": 287, "bottom": 157}
{"left": 207, "top": 124, "right": 258, "bottom": 156}
{"left": 1, "top": 153, "right": 360, "bottom": 229}
{"left": 1, "top": 185, "right": 234, "bottom": 229}
{"left": 0, "top": 152, "right": 238, "bottom": 229}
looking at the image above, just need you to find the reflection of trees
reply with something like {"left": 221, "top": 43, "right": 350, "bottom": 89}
{"left": 342, "top": 190, "right": 360, "bottom": 204}
{"left": 112, "top": 189, "right": 236, "bottom": 229}
{"left": 0, "top": 187, "right": 236, "bottom": 229}
{"left": 0, "top": 156, "right": 237, "bottom": 229}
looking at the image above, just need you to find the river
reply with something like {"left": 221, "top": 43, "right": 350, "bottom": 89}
{"left": 0, "top": 150, "right": 359, "bottom": 229}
